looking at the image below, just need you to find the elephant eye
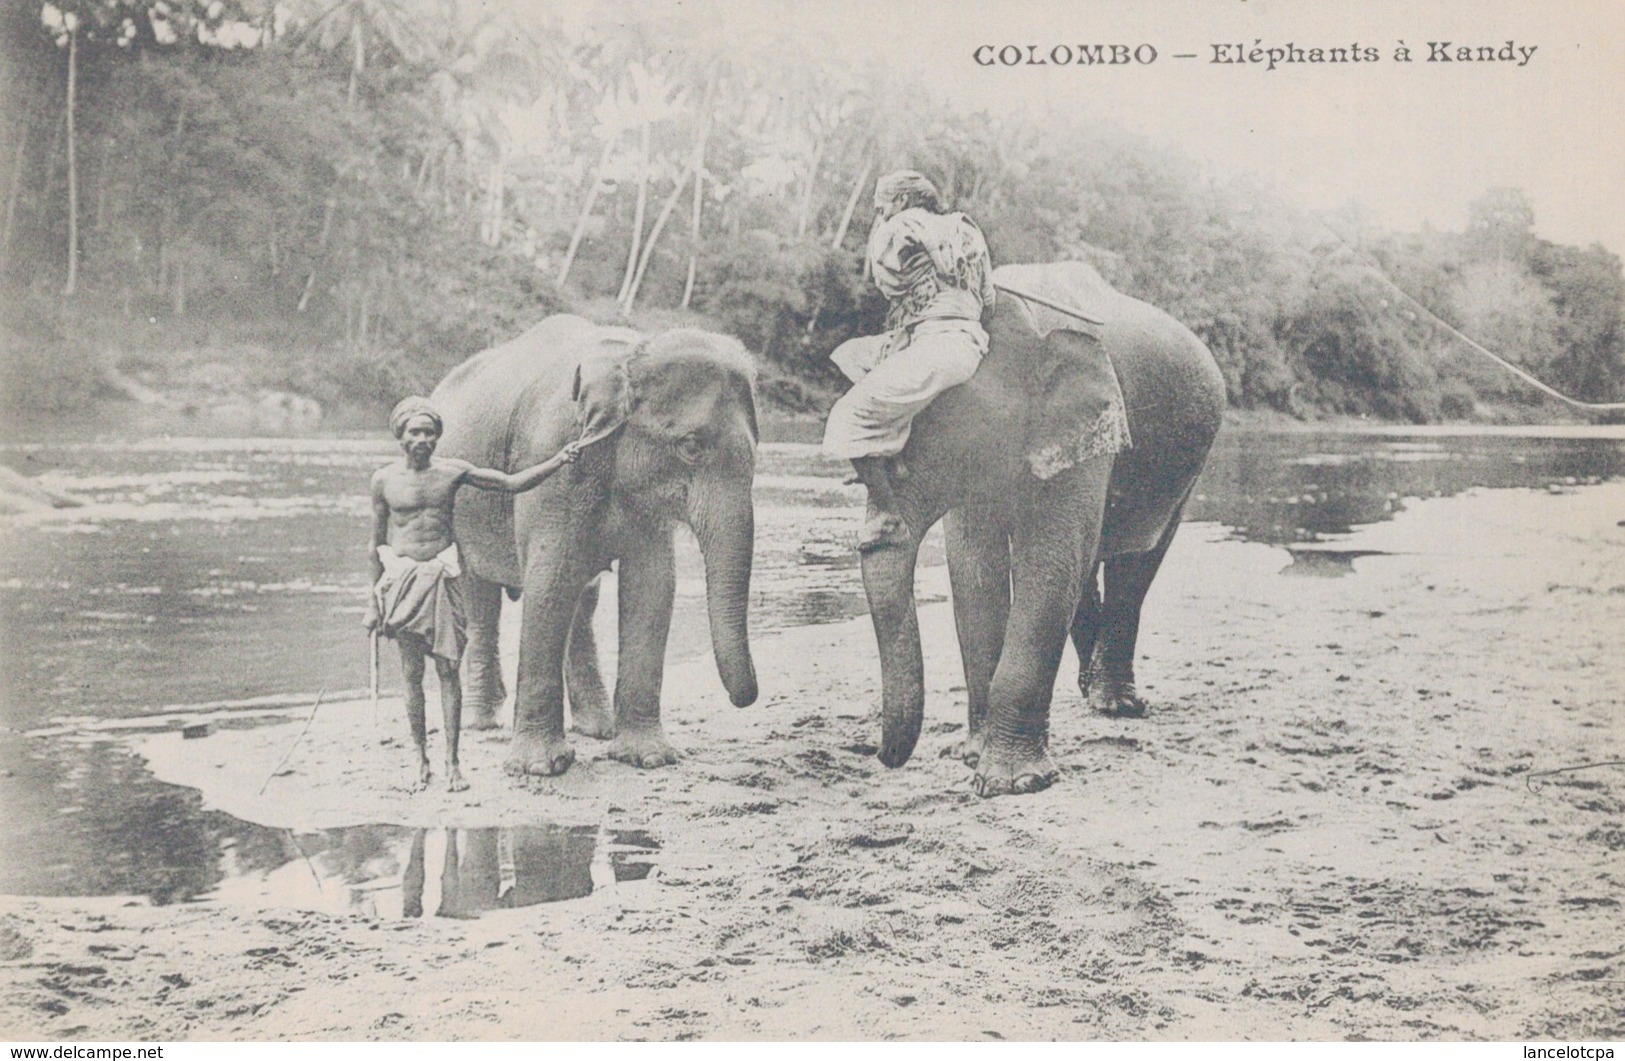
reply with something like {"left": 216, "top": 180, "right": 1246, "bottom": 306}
{"left": 674, "top": 434, "right": 704, "bottom": 463}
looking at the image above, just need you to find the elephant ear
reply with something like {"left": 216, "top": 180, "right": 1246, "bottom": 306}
{"left": 571, "top": 352, "right": 634, "bottom": 445}
{"left": 1023, "top": 328, "right": 1133, "bottom": 481}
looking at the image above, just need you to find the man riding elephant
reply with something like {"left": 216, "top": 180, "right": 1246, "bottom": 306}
{"left": 823, "top": 170, "right": 996, "bottom": 552}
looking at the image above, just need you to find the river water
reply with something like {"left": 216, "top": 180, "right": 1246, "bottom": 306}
{"left": 2, "top": 425, "right": 1623, "bottom": 911}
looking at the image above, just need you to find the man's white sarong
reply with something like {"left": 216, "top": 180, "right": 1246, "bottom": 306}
{"left": 374, "top": 543, "right": 466, "bottom": 664}
{"left": 822, "top": 319, "right": 988, "bottom": 460}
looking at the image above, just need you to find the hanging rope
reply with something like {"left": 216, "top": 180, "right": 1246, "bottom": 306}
{"left": 1317, "top": 219, "right": 1625, "bottom": 414}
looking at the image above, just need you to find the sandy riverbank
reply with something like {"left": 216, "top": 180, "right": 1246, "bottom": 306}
{"left": 2, "top": 481, "right": 1622, "bottom": 1040}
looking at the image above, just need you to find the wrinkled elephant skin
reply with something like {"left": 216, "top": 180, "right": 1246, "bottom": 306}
{"left": 431, "top": 315, "right": 760, "bottom": 777}
{"left": 857, "top": 262, "right": 1227, "bottom": 796}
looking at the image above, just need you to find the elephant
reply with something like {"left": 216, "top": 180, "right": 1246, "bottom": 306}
{"left": 430, "top": 314, "right": 760, "bottom": 777}
{"left": 857, "top": 260, "right": 1227, "bottom": 797}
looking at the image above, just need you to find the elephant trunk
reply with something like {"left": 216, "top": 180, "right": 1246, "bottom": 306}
{"left": 861, "top": 536, "right": 925, "bottom": 767}
{"left": 689, "top": 477, "right": 759, "bottom": 707}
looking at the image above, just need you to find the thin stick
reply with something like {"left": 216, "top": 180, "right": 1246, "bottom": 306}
{"left": 258, "top": 688, "right": 325, "bottom": 795}
{"left": 1525, "top": 760, "right": 1625, "bottom": 794}
{"left": 284, "top": 828, "right": 323, "bottom": 889}
{"left": 370, "top": 628, "right": 380, "bottom": 737}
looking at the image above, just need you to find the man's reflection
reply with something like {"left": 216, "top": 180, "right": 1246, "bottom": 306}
{"left": 399, "top": 825, "right": 599, "bottom": 918}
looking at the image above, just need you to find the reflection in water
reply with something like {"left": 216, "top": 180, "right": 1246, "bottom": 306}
{"left": 1187, "top": 431, "right": 1625, "bottom": 545}
{"left": 0, "top": 727, "right": 659, "bottom": 915}
{"left": 218, "top": 824, "right": 657, "bottom": 918}
{"left": 1280, "top": 548, "right": 1389, "bottom": 578}
{"left": 0, "top": 733, "right": 265, "bottom": 905}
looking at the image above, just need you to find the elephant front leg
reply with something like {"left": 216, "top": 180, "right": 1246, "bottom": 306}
{"left": 943, "top": 506, "right": 1010, "bottom": 767}
{"left": 605, "top": 529, "right": 680, "bottom": 768}
{"left": 504, "top": 554, "right": 588, "bottom": 778}
{"left": 974, "top": 469, "right": 1103, "bottom": 797}
{"left": 566, "top": 574, "right": 614, "bottom": 739}
{"left": 461, "top": 575, "right": 506, "bottom": 730}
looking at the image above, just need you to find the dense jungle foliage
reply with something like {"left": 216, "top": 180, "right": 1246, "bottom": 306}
{"left": 2, "top": 0, "right": 1622, "bottom": 424}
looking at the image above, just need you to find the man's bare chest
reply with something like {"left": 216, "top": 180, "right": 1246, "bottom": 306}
{"left": 382, "top": 468, "right": 461, "bottom": 515}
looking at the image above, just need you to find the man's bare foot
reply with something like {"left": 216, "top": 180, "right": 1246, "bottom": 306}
{"left": 446, "top": 766, "right": 469, "bottom": 792}
{"left": 858, "top": 512, "right": 909, "bottom": 553}
{"left": 416, "top": 759, "right": 433, "bottom": 790}
{"left": 503, "top": 732, "right": 576, "bottom": 777}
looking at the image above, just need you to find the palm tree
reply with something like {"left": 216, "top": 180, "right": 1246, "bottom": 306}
{"left": 614, "top": 61, "right": 683, "bottom": 306}
{"left": 556, "top": 74, "right": 632, "bottom": 289}
{"left": 283, "top": 0, "right": 438, "bottom": 318}
{"left": 62, "top": 18, "right": 79, "bottom": 297}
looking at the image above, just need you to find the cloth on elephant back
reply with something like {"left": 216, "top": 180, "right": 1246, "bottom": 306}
{"left": 373, "top": 543, "right": 466, "bottom": 664}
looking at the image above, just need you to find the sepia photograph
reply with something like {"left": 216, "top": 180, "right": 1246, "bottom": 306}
{"left": 1, "top": 0, "right": 1622, "bottom": 1043}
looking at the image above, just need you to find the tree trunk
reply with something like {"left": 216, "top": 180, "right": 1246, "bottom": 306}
{"left": 347, "top": 22, "right": 363, "bottom": 109}
{"left": 831, "top": 158, "right": 872, "bottom": 250}
{"left": 624, "top": 164, "right": 692, "bottom": 313}
{"left": 616, "top": 119, "right": 652, "bottom": 305}
{"left": 296, "top": 191, "right": 338, "bottom": 313}
{"left": 682, "top": 77, "right": 716, "bottom": 311}
{"left": 63, "top": 27, "right": 79, "bottom": 297}
{"left": 681, "top": 165, "right": 702, "bottom": 309}
{"left": 796, "top": 134, "right": 825, "bottom": 238}
{"left": 557, "top": 138, "right": 614, "bottom": 288}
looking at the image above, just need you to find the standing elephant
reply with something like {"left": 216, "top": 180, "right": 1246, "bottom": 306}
{"left": 859, "top": 261, "right": 1226, "bottom": 796}
{"left": 430, "top": 314, "right": 759, "bottom": 777}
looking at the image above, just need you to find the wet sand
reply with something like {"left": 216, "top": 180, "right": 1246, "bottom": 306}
{"left": 2, "top": 481, "right": 1622, "bottom": 1040}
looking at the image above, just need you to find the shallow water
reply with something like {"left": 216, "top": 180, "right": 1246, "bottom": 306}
{"left": 2, "top": 425, "right": 1623, "bottom": 909}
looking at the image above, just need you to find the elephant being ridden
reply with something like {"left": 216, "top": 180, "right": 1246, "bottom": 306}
{"left": 857, "top": 261, "right": 1227, "bottom": 796}
{"left": 430, "top": 315, "right": 760, "bottom": 777}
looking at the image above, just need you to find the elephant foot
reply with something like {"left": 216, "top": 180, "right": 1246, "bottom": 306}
{"left": 1085, "top": 675, "right": 1149, "bottom": 718}
{"left": 570, "top": 708, "right": 616, "bottom": 741}
{"left": 503, "top": 732, "right": 576, "bottom": 777}
{"left": 857, "top": 512, "right": 910, "bottom": 554}
{"left": 467, "top": 711, "right": 502, "bottom": 732}
{"left": 940, "top": 730, "right": 987, "bottom": 767}
{"left": 606, "top": 726, "right": 680, "bottom": 769}
{"left": 972, "top": 744, "right": 1059, "bottom": 798}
